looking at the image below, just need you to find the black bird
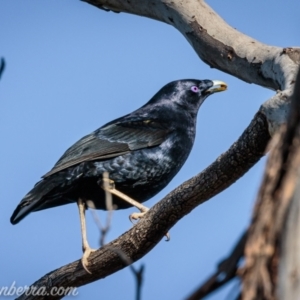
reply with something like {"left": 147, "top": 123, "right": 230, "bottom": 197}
{"left": 11, "top": 79, "right": 227, "bottom": 272}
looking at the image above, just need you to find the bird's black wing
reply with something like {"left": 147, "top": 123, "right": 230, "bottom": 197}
{"left": 43, "top": 119, "right": 170, "bottom": 178}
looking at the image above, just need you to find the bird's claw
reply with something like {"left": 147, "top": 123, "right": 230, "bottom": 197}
{"left": 81, "top": 247, "right": 96, "bottom": 274}
{"left": 129, "top": 208, "right": 149, "bottom": 224}
{"left": 164, "top": 232, "right": 170, "bottom": 241}
{"left": 128, "top": 209, "right": 171, "bottom": 240}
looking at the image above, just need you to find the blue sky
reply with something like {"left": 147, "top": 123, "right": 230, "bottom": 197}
{"left": 1, "top": 1, "right": 299, "bottom": 299}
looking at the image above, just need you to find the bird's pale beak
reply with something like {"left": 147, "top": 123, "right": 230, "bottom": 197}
{"left": 205, "top": 80, "right": 227, "bottom": 94}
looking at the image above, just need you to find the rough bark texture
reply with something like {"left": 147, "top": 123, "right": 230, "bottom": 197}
{"left": 276, "top": 70, "right": 300, "bottom": 300}
{"left": 278, "top": 174, "right": 300, "bottom": 299}
{"left": 16, "top": 0, "right": 300, "bottom": 298}
{"left": 17, "top": 111, "right": 270, "bottom": 300}
{"left": 242, "top": 70, "right": 300, "bottom": 300}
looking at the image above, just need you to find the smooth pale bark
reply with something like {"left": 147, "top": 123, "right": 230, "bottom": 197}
{"left": 85, "top": 0, "right": 300, "bottom": 135}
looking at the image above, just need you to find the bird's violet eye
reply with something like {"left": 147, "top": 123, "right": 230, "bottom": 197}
{"left": 191, "top": 86, "right": 199, "bottom": 93}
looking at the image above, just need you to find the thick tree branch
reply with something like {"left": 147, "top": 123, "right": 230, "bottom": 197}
{"left": 83, "top": 0, "right": 299, "bottom": 136}
{"left": 17, "top": 109, "right": 270, "bottom": 300}
{"left": 242, "top": 69, "right": 300, "bottom": 300}
{"left": 278, "top": 71, "right": 300, "bottom": 300}
{"left": 82, "top": 0, "right": 299, "bottom": 90}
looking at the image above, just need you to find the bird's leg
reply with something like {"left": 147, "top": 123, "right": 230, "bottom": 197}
{"left": 109, "top": 188, "right": 149, "bottom": 222}
{"left": 110, "top": 187, "right": 170, "bottom": 240}
{"left": 101, "top": 174, "right": 170, "bottom": 241}
{"left": 101, "top": 174, "right": 149, "bottom": 222}
{"left": 77, "top": 198, "right": 96, "bottom": 274}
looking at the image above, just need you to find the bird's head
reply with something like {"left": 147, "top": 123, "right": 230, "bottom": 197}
{"left": 147, "top": 79, "right": 227, "bottom": 114}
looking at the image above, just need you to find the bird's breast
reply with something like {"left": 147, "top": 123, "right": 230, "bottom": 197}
{"left": 91, "top": 133, "right": 194, "bottom": 201}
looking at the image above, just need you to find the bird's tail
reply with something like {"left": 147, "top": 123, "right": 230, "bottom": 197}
{"left": 10, "top": 175, "right": 68, "bottom": 225}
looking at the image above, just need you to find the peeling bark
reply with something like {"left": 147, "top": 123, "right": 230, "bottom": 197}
{"left": 242, "top": 70, "right": 300, "bottom": 300}
{"left": 277, "top": 70, "right": 300, "bottom": 300}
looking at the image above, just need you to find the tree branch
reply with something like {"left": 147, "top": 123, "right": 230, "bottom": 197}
{"left": 17, "top": 109, "right": 270, "bottom": 300}
{"left": 242, "top": 69, "right": 300, "bottom": 300}
{"left": 278, "top": 69, "right": 300, "bottom": 300}
{"left": 0, "top": 57, "right": 5, "bottom": 80}
{"left": 83, "top": 0, "right": 299, "bottom": 88}
{"left": 185, "top": 231, "right": 247, "bottom": 300}
{"left": 83, "top": 0, "right": 299, "bottom": 136}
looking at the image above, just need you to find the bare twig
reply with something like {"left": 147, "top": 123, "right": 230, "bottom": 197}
{"left": 0, "top": 57, "right": 5, "bottom": 80}
{"left": 91, "top": 172, "right": 144, "bottom": 299}
{"left": 185, "top": 231, "right": 247, "bottom": 300}
{"left": 132, "top": 264, "right": 144, "bottom": 300}
{"left": 90, "top": 209, "right": 113, "bottom": 247}
{"left": 106, "top": 247, "right": 145, "bottom": 300}
{"left": 90, "top": 172, "right": 114, "bottom": 247}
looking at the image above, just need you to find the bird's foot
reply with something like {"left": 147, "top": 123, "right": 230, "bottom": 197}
{"left": 129, "top": 208, "right": 170, "bottom": 241}
{"left": 101, "top": 175, "right": 171, "bottom": 241}
{"left": 129, "top": 207, "right": 149, "bottom": 223}
{"left": 81, "top": 246, "right": 96, "bottom": 274}
{"left": 164, "top": 232, "right": 171, "bottom": 241}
